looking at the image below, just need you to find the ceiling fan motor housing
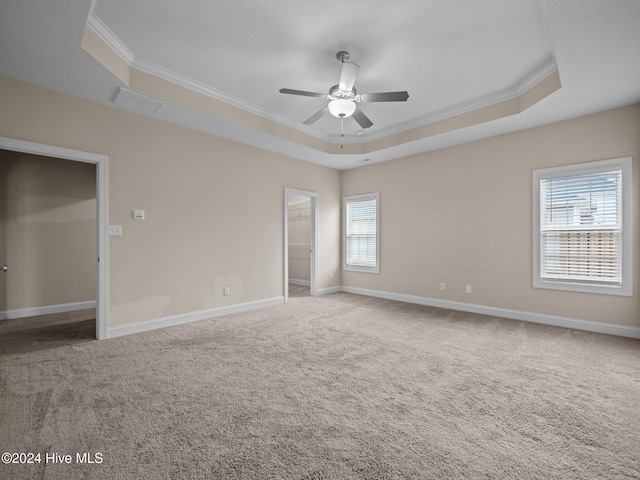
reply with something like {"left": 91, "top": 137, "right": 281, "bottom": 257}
{"left": 329, "top": 84, "right": 356, "bottom": 99}
{"left": 336, "top": 51, "right": 350, "bottom": 63}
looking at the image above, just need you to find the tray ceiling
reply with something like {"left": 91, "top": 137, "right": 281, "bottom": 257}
{"left": 1, "top": 0, "right": 639, "bottom": 169}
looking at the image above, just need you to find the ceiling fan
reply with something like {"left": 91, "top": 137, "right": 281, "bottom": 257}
{"left": 279, "top": 51, "right": 409, "bottom": 131}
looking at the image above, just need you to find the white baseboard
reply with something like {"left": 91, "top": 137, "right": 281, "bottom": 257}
{"left": 288, "top": 278, "right": 310, "bottom": 286}
{"left": 340, "top": 286, "right": 640, "bottom": 339}
{"left": 318, "top": 286, "right": 342, "bottom": 296}
{"left": 98, "top": 286, "right": 640, "bottom": 340}
{"left": 108, "top": 296, "right": 285, "bottom": 339}
{"left": 0, "top": 301, "right": 97, "bottom": 321}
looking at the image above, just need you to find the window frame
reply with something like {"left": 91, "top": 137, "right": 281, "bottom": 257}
{"left": 532, "top": 157, "right": 633, "bottom": 296}
{"left": 343, "top": 192, "right": 380, "bottom": 274}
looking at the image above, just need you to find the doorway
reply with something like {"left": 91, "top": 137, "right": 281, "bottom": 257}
{"left": 284, "top": 188, "right": 318, "bottom": 301}
{"left": 0, "top": 137, "right": 108, "bottom": 339}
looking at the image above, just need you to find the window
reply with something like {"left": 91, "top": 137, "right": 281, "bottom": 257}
{"left": 533, "top": 157, "right": 632, "bottom": 296}
{"left": 344, "top": 193, "right": 380, "bottom": 273}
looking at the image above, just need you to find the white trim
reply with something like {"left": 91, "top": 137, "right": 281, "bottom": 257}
{"left": 0, "top": 301, "right": 97, "bottom": 321}
{"left": 515, "top": 58, "right": 559, "bottom": 96}
{"left": 318, "top": 286, "right": 342, "bottom": 296}
{"left": 340, "top": 286, "right": 640, "bottom": 339}
{"left": 0, "top": 137, "right": 106, "bottom": 164}
{"left": 108, "top": 296, "right": 284, "bottom": 338}
{"left": 284, "top": 188, "right": 319, "bottom": 302}
{"left": 131, "top": 58, "right": 335, "bottom": 142}
{"left": 101, "top": 284, "right": 639, "bottom": 340}
{"left": 329, "top": 59, "right": 559, "bottom": 143}
{"left": 86, "top": 11, "right": 560, "bottom": 146}
{"left": 343, "top": 192, "right": 380, "bottom": 274}
{"left": 0, "top": 137, "right": 110, "bottom": 339}
{"left": 86, "top": 14, "right": 135, "bottom": 65}
{"left": 95, "top": 152, "right": 110, "bottom": 340}
{"left": 288, "top": 279, "right": 310, "bottom": 286}
{"left": 532, "top": 157, "right": 633, "bottom": 296}
{"left": 85, "top": 12, "right": 333, "bottom": 143}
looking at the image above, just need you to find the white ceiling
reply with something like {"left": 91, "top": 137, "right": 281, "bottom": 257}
{"left": 1, "top": 0, "right": 639, "bottom": 170}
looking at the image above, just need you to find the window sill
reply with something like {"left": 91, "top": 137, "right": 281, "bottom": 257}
{"left": 344, "top": 265, "right": 380, "bottom": 274}
{"left": 533, "top": 278, "right": 631, "bottom": 296}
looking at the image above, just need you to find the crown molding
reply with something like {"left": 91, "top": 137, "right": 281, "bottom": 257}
{"left": 130, "top": 56, "right": 334, "bottom": 143}
{"left": 86, "top": 12, "right": 558, "bottom": 148}
{"left": 86, "top": 13, "right": 333, "bottom": 143}
{"left": 340, "top": 59, "right": 559, "bottom": 144}
{"left": 85, "top": 14, "right": 134, "bottom": 65}
{"left": 517, "top": 58, "right": 559, "bottom": 95}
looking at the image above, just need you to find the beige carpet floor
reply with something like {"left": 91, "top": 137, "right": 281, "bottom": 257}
{"left": 1, "top": 293, "right": 639, "bottom": 479}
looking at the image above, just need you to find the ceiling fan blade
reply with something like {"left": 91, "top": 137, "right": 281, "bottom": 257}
{"left": 279, "top": 88, "right": 327, "bottom": 98}
{"left": 303, "top": 106, "right": 329, "bottom": 125}
{"left": 358, "top": 91, "right": 409, "bottom": 102}
{"left": 352, "top": 106, "right": 373, "bottom": 129}
{"left": 338, "top": 62, "right": 359, "bottom": 92}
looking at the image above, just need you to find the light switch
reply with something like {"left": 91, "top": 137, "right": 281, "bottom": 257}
{"left": 133, "top": 210, "right": 145, "bottom": 220}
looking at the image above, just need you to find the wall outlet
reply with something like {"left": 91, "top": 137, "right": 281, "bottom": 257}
{"left": 109, "top": 225, "right": 122, "bottom": 236}
{"left": 223, "top": 287, "right": 230, "bottom": 296}
{"left": 329, "top": 273, "right": 333, "bottom": 280}
{"left": 440, "top": 282, "right": 446, "bottom": 291}
{"left": 465, "top": 285, "right": 472, "bottom": 294}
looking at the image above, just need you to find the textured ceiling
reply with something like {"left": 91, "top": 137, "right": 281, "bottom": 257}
{"left": 1, "top": 0, "right": 640, "bottom": 169}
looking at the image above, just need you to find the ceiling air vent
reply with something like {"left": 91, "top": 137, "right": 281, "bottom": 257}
{"left": 112, "top": 87, "right": 164, "bottom": 114}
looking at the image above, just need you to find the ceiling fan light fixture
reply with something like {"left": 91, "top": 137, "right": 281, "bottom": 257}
{"left": 328, "top": 99, "right": 356, "bottom": 118}
{"left": 280, "top": 51, "right": 408, "bottom": 129}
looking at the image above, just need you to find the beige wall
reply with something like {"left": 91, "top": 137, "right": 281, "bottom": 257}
{"left": 342, "top": 104, "right": 640, "bottom": 328}
{"left": 0, "top": 75, "right": 342, "bottom": 327}
{"left": 1, "top": 74, "right": 637, "bottom": 331}
{"left": 0, "top": 150, "right": 96, "bottom": 311}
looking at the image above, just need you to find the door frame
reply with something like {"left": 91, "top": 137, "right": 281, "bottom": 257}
{"left": 0, "top": 137, "right": 109, "bottom": 339}
{"left": 284, "top": 188, "right": 318, "bottom": 301}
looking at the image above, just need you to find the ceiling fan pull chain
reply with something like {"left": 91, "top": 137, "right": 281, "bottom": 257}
{"left": 341, "top": 115, "right": 344, "bottom": 148}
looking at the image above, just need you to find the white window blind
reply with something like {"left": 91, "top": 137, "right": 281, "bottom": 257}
{"left": 344, "top": 193, "right": 379, "bottom": 273}
{"left": 540, "top": 169, "right": 621, "bottom": 284}
{"left": 533, "top": 157, "right": 632, "bottom": 296}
